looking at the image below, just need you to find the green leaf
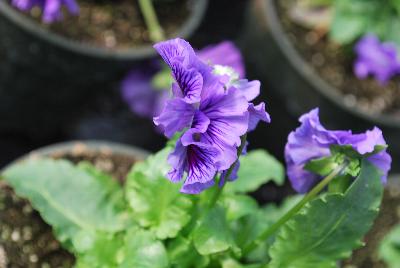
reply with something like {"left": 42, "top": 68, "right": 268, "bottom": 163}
{"left": 125, "top": 148, "right": 193, "bottom": 239}
{"left": 390, "top": 0, "right": 400, "bottom": 13}
{"left": 379, "top": 224, "right": 400, "bottom": 268}
{"left": 222, "top": 194, "right": 259, "bottom": 221}
{"left": 268, "top": 159, "right": 383, "bottom": 268}
{"left": 330, "top": 0, "right": 375, "bottom": 44}
{"left": 192, "top": 205, "right": 237, "bottom": 255}
{"left": 167, "top": 236, "right": 210, "bottom": 268}
{"left": 119, "top": 227, "right": 169, "bottom": 268}
{"left": 304, "top": 155, "right": 339, "bottom": 177}
{"left": 225, "top": 150, "right": 284, "bottom": 194}
{"left": 233, "top": 196, "right": 303, "bottom": 263}
{"left": 2, "top": 159, "right": 128, "bottom": 251}
{"left": 73, "top": 232, "right": 124, "bottom": 268}
{"left": 220, "top": 258, "right": 263, "bottom": 268}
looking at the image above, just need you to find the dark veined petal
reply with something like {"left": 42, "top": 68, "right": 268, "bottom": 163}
{"left": 153, "top": 38, "right": 197, "bottom": 69}
{"left": 248, "top": 102, "right": 271, "bottom": 132}
{"left": 167, "top": 140, "right": 188, "bottom": 183}
{"left": 172, "top": 63, "right": 203, "bottom": 104}
{"left": 154, "top": 98, "right": 195, "bottom": 138}
{"left": 201, "top": 87, "right": 249, "bottom": 118}
{"left": 191, "top": 111, "right": 210, "bottom": 133}
{"left": 182, "top": 142, "right": 220, "bottom": 194}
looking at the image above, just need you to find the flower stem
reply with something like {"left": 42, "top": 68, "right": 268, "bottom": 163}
{"left": 242, "top": 163, "right": 346, "bottom": 255}
{"left": 138, "top": 0, "right": 165, "bottom": 42}
{"left": 207, "top": 135, "right": 248, "bottom": 209}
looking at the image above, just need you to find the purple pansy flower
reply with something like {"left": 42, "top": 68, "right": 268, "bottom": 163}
{"left": 354, "top": 34, "right": 400, "bottom": 84}
{"left": 285, "top": 108, "right": 391, "bottom": 193}
{"left": 121, "top": 41, "right": 246, "bottom": 120}
{"left": 12, "top": 0, "right": 79, "bottom": 23}
{"left": 153, "top": 38, "right": 270, "bottom": 194}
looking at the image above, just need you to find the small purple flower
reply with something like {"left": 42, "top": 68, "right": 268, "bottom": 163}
{"left": 354, "top": 34, "right": 400, "bottom": 84}
{"left": 285, "top": 108, "right": 391, "bottom": 193}
{"left": 121, "top": 41, "right": 246, "bottom": 120}
{"left": 153, "top": 38, "right": 270, "bottom": 194}
{"left": 12, "top": 0, "right": 79, "bottom": 23}
{"left": 121, "top": 62, "right": 168, "bottom": 119}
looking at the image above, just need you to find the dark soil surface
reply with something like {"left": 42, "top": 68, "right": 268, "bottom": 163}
{"left": 277, "top": 0, "right": 400, "bottom": 119}
{"left": 0, "top": 143, "right": 138, "bottom": 267}
{"left": 18, "top": 0, "right": 189, "bottom": 49}
{"left": 343, "top": 177, "right": 400, "bottom": 268}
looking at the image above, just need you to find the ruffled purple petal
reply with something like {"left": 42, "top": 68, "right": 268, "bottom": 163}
{"left": 191, "top": 110, "right": 210, "bottom": 133}
{"left": 285, "top": 108, "right": 392, "bottom": 193}
{"left": 198, "top": 41, "right": 246, "bottom": 78}
{"left": 153, "top": 38, "right": 197, "bottom": 69}
{"left": 167, "top": 140, "right": 188, "bottom": 182}
{"left": 171, "top": 63, "right": 203, "bottom": 104}
{"left": 367, "top": 150, "right": 392, "bottom": 184}
{"left": 180, "top": 142, "right": 220, "bottom": 194}
{"left": 181, "top": 180, "right": 215, "bottom": 194}
{"left": 234, "top": 80, "right": 261, "bottom": 102}
{"left": 248, "top": 102, "right": 271, "bottom": 132}
{"left": 154, "top": 98, "right": 195, "bottom": 138}
{"left": 285, "top": 148, "right": 320, "bottom": 194}
{"left": 286, "top": 108, "right": 335, "bottom": 165}
{"left": 343, "top": 127, "right": 386, "bottom": 154}
{"left": 201, "top": 87, "right": 249, "bottom": 119}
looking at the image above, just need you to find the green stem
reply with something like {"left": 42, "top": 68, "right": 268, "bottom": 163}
{"left": 242, "top": 163, "right": 346, "bottom": 255}
{"left": 138, "top": 0, "right": 165, "bottom": 42}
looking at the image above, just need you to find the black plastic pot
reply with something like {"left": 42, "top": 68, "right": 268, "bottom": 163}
{"left": 0, "top": 0, "right": 208, "bottom": 138}
{"left": 241, "top": 0, "right": 400, "bottom": 171}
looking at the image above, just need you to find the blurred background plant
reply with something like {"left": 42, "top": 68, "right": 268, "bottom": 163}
{"left": 289, "top": 0, "right": 400, "bottom": 83}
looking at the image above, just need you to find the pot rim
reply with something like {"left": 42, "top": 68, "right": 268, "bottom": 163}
{"left": 262, "top": 0, "right": 400, "bottom": 129}
{"left": 0, "top": 0, "right": 208, "bottom": 61}
{"left": 2, "top": 140, "right": 150, "bottom": 170}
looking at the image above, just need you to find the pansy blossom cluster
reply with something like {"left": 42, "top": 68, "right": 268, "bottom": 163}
{"left": 121, "top": 41, "right": 246, "bottom": 120}
{"left": 285, "top": 108, "right": 391, "bottom": 193}
{"left": 11, "top": 0, "right": 79, "bottom": 23}
{"left": 153, "top": 38, "right": 270, "bottom": 194}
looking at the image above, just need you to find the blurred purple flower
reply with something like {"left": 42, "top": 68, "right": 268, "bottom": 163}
{"left": 197, "top": 41, "right": 246, "bottom": 78}
{"left": 12, "top": 0, "right": 79, "bottom": 23}
{"left": 121, "top": 41, "right": 246, "bottom": 120}
{"left": 153, "top": 38, "right": 270, "bottom": 194}
{"left": 354, "top": 34, "right": 400, "bottom": 84}
{"left": 285, "top": 108, "right": 391, "bottom": 193}
{"left": 121, "top": 62, "right": 168, "bottom": 119}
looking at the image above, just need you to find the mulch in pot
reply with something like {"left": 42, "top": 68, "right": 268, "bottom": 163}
{"left": 13, "top": 0, "right": 189, "bottom": 49}
{"left": 277, "top": 0, "right": 400, "bottom": 119}
{"left": 0, "top": 143, "right": 138, "bottom": 267}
